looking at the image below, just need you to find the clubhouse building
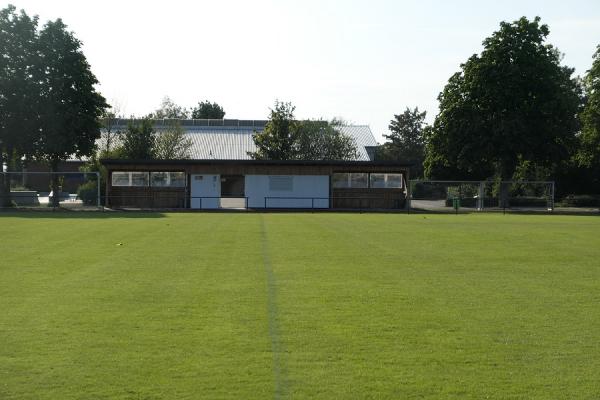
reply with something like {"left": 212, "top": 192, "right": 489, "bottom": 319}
{"left": 101, "top": 119, "right": 411, "bottom": 210}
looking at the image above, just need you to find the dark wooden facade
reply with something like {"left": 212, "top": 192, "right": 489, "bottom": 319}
{"left": 102, "top": 159, "right": 411, "bottom": 210}
{"left": 109, "top": 186, "right": 186, "bottom": 208}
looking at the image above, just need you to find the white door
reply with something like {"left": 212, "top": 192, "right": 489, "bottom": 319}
{"left": 190, "top": 174, "right": 220, "bottom": 209}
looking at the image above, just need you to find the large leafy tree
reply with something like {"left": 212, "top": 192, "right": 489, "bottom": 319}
{"left": 378, "top": 107, "right": 427, "bottom": 177}
{"left": 294, "top": 119, "right": 357, "bottom": 160}
{"left": 191, "top": 100, "right": 225, "bottom": 119}
{"left": 0, "top": 5, "right": 38, "bottom": 206}
{"left": 579, "top": 46, "right": 600, "bottom": 167}
{"left": 424, "top": 17, "right": 581, "bottom": 180}
{"left": 120, "top": 119, "right": 156, "bottom": 159}
{"left": 249, "top": 101, "right": 299, "bottom": 160}
{"left": 576, "top": 45, "right": 600, "bottom": 193}
{"left": 33, "top": 18, "right": 107, "bottom": 206}
{"left": 249, "top": 101, "right": 357, "bottom": 160}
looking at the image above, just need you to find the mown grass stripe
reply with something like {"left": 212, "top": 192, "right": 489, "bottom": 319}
{"left": 259, "top": 214, "right": 289, "bottom": 399}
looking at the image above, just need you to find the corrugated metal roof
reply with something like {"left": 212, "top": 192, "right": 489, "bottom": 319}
{"left": 96, "top": 120, "right": 378, "bottom": 161}
{"left": 186, "top": 127, "right": 257, "bottom": 160}
{"left": 338, "top": 125, "right": 378, "bottom": 161}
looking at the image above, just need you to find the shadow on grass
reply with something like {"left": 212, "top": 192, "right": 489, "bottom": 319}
{"left": 0, "top": 209, "right": 166, "bottom": 219}
{"left": 408, "top": 208, "right": 600, "bottom": 217}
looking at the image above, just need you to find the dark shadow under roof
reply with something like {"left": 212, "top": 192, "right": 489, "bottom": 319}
{"left": 100, "top": 159, "right": 413, "bottom": 167}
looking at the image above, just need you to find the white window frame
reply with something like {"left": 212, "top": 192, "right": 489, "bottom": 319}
{"left": 369, "top": 173, "right": 403, "bottom": 189}
{"left": 111, "top": 171, "right": 150, "bottom": 187}
{"left": 112, "top": 172, "right": 132, "bottom": 187}
{"left": 332, "top": 173, "right": 369, "bottom": 189}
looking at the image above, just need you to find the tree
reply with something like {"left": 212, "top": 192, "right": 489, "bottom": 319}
{"left": 249, "top": 102, "right": 358, "bottom": 160}
{"left": 0, "top": 5, "right": 38, "bottom": 206}
{"left": 33, "top": 18, "right": 107, "bottom": 206}
{"left": 191, "top": 100, "right": 225, "bottom": 119}
{"left": 294, "top": 119, "right": 357, "bottom": 160}
{"left": 249, "top": 101, "right": 299, "bottom": 160}
{"left": 424, "top": 17, "right": 581, "bottom": 181}
{"left": 154, "top": 122, "right": 192, "bottom": 159}
{"left": 79, "top": 147, "right": 123, "bottom": 205}
{"left": 120, "top": 119, "right": 155, "bottom": 159}
{"left": 147, "top": 96, "right": 189, "bottom": 119}
{"left": 579, "top": 46, "right": 600, "bottom": 167}
{"left": 377, "top": 107, "right": 427, "bottom": 177}
{"left": 576, "top": 45, "right": 600, "bottom": 193}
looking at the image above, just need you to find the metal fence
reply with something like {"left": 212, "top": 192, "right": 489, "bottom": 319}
{"left": 408, "top": 180, "right": 555, "bottom": 213}
{"left": 0, "top": 171, "right": 101, "bottom": 210}
{"left": 0, "top": 173, "right": 556, "bottom": 213}
{"left": 103, "top": 195, "right": 406, "bottom": 211}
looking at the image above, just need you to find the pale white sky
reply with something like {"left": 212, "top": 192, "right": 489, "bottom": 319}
{"left": 8, "top": 0, "right": 600, "bottom": 142}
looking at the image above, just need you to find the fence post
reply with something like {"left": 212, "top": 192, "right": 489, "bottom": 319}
{"left": 550, "top": 182, "right": 555, "bottom": 212}
{"left": 406, "top": 180, "right": 412, "bottom": 212}
{"left": 478, "top": 181, "right": 484, "bottom": 211}
{"left": 96, "top": 172, "right": 101, "bottom": 209}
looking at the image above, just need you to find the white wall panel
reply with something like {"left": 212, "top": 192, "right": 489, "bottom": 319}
{"left": 190, "top": 174, "right": 220, "bottom": 209}
{"left": 245, "top": 175, "right": 329, "bottom": 208}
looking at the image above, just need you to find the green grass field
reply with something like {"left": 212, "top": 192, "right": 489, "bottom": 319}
{"left": 1, "top": 212, "right": 599, "bottom": 399}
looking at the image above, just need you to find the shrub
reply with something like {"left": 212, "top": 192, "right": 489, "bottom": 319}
{"left": 444, "top": 197, "right": 478, "bottom": 207}
{"left": 558, "top": 195, "right": 600, "bottom": 208}
{"left": 77, "top": 181, "right": 98, "bottom": 205}
{"left": 508, "top": 197, "right": 549, "bottom": 207}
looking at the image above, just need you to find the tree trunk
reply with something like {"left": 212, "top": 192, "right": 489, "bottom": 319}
{"left": 50, "top": 158, "right": 60, "bottom": 208}
{"left": 499, "top": 161, "right": 515, "bottom": 209}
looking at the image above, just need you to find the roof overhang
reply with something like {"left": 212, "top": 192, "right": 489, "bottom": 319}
{"left": 100, "top": 159, "right": 413, "bottom": 168}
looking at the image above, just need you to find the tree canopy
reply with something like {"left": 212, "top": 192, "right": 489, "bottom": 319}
{"left": 154, "top": 122, "right": 192, "bottom": 159}
{"left": 424, "top": 17, "right": 581, "bottom": 180}
{"left": 578, "top": 45, "right": 600, "bottom": 168}
{"left": 249, "top": 101, "right": 357, "bottom": 161}
{"left": 34, "top": 19, "right": 107, "bottom": 164}
{"left": 572, "top": 44, "right": 600, "bottom": 193}
{"left": 0, "top": 5, "right": 38, "bottom": 161}
{"left": 120, "top": 119, "right": 156, "bottom": 159}
{"left": 249, "top": 101, "right": 298, "bottom": 160}
{"left": 118, "top": 119, "right": 192, "bottom": 160}
{"left": 147, "top": 96, "right": 189, "bottom": 119}
{"left": 377, "top": 107, "right": 427, "bottom": 177}
{"left": 191, "top": 100, "right": 225, "bottom": 119}
{"left": 0, "top": 5, "right": 38, "bottom": 205}
{"left": 294, "top": 119, "right": 358, "bottom": 160}
{"left": 0, "top": 6, "right": 107, "bottom": 206}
